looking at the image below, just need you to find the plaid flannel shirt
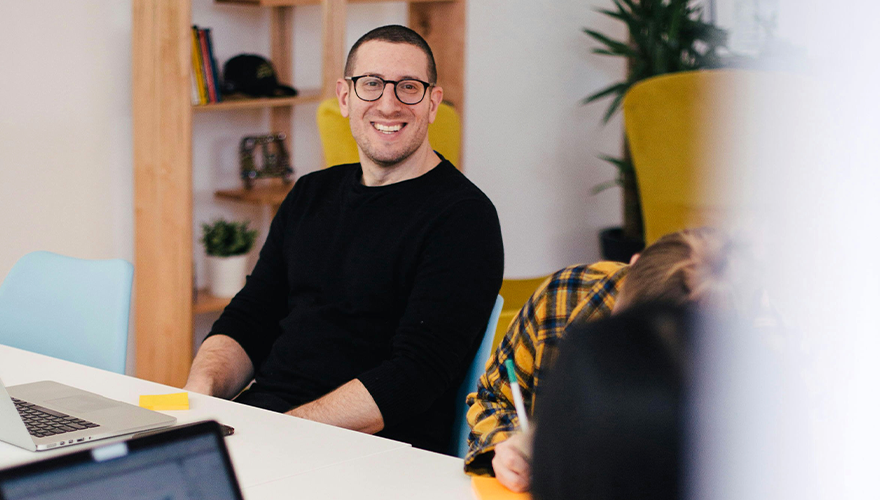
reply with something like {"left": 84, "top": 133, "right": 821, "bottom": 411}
{"left": 463, "top": 261, "right": 629, "bottom": 475}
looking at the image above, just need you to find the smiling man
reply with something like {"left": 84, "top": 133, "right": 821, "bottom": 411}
{"left": 183, "top": 25, "right": 504, "bottom": 454}
{"left": 338, "top": 35, "right": 440, "bottom": 184}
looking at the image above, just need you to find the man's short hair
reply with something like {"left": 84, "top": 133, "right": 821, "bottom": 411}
{"left": 617, "top": 227, "right": 753, "bottom": 314}
{"left": 344, "top": 25, "right": 437, "bottom": 84}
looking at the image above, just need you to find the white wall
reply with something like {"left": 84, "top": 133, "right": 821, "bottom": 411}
{"left": 465, "top": 0, "right": 625, "bottom": 277}
{"left": 0, "top": 1, "right": 134, "bottom": 278}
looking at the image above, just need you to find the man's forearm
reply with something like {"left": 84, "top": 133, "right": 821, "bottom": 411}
{"left": 286, "top": 379, "right": 384, "bottom": 434}
{"left": 183, "top": 334, "right": 255, "bottom": 399}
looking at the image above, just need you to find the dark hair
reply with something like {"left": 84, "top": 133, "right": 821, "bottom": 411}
{"left": 344, "top": 25, "right": 437, "bottom": 83}
{"left": 531, "top": 302, "right": 692, "bottom": 500}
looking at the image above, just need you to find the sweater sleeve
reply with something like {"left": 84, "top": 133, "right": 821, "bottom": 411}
{"left": 205, "top": 190, "right": 293, "bottom": 369}
{"left": 356, "top": 197, "right": 504, "bottom": 430}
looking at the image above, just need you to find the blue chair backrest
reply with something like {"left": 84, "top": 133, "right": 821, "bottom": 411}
{"left": 0, "top": 251, "right": 133, "bottom": 374}
{"left": 449, "top": 294, "right": 504, "bottom": 458}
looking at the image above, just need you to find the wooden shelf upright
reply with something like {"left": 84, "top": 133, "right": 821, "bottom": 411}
{"left": 132, "top": 0, "right": 466, "bottom": 386}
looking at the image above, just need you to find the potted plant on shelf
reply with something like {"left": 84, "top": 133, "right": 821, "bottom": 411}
{"left": 201, "top": 219, "right": 258, "bottom": 298}
{"left": 583, "top": 0, "right": 727, "bottom": 261}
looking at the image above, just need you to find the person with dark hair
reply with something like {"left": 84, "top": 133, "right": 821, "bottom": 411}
{"left": 182, "top": 25, "right": 504, "bottom": 454}
{"left": 465, "top": 227, "right": 749, "bottom": 490}
{"left": 344, "top": 24, "right": 437, "bottom": 84}
{"left": 530, "top": 302, "right": 691, "bottom": 500}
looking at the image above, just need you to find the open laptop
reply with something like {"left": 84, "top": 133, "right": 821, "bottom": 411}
{"left": 0, "top": 420, "right": 243, "bottom": 500}
{"left": 0, "top": 377, "right": 176, "bottom": 452}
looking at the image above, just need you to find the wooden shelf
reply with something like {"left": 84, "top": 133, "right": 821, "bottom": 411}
{"left": 348, "top": 0, "right": 452, "bottom": 3}
{"left": 218, "top": 0, "right": 320, "bottom": 5}
{"left": 218, "top": 0, "right": 447, "bottom": 5}
{"left": 194, "top": 90, "right": 322, "bottom": 112}
{"left": 193, "top": 289, "right": 233, "bottom": 315}
{"left": 215, "top": 180, "right": 294, "bottom": 207}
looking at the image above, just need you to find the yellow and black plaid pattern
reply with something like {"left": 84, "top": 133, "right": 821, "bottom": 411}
{"left": 463, "top": 261, "right": 629, "bottom": 475}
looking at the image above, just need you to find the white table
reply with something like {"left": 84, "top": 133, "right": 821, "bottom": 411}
{"left": 244, "top": 446, "right": 473, "bottom": 500}
{"left": 0, "top": 345, "right": 474, "bottom": 499}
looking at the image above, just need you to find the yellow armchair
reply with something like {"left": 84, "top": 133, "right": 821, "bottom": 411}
{"left": 316, "top": 98, "right": 462, "bottom": 169}
{"left": 623, "top": 69, "right": 782, "bottom": 244}
{"left": 493, "top": 276, "right": 551, "bottom": 350}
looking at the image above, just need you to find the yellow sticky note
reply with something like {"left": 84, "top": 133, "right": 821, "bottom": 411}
{"left": 471, "top": 476, "right": 532, "bottom": 500}
{"left": 139, "top": 392, "right": 189, "bottom": 411}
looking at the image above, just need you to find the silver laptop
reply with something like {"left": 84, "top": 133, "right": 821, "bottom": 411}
{"left": 0, "top": 420, "right": 243, "bottom": 500}
{"left": 0, "top": 377, "right": 176, "bottom": 451}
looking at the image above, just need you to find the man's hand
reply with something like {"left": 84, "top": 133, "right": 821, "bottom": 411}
{"left": 286, "top": 379, "right": 384, "bottom": 434}
{"left": 492, "top": 432, "right": 533, "bottom": 492}
{"left": 183, "top": 335, "right": 254, "bottom": 399}
{"left": 182, "top": 378, "right": 214, "bottom": 396}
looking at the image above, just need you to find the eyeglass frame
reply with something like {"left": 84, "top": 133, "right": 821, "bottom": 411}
{"left": 344, "top": 75, "right": 435, "bottom": 105}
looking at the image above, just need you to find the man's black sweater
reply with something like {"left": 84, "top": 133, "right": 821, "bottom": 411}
{"left": 208, "top": 159, "right": 504, "bottom": 453}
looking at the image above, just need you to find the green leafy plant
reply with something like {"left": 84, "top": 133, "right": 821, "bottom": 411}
{"left": 583, "top": 0, "right": 728, "bottom": 241}
{"left": 200, "top": 219, "right": 258, "bottom": 257}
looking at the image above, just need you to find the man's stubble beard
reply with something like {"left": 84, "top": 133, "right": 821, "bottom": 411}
{"left": 354, "top": 113, "right": 430, "bottom": 168}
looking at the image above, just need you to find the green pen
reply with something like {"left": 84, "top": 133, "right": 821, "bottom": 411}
{"left": 504, "top": 359, "right": 530, "bottom": 432}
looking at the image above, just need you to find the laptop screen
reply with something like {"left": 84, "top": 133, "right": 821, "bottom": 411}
{"left": 0, "top": 421, "right": 243, "bottom": 500}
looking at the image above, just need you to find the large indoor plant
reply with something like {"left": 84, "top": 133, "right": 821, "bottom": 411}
{"left": 583, "top": 0, "right": 727, "bottom": 259}
{"left": 201, "top": 219, "right": 258, "bottom": 298}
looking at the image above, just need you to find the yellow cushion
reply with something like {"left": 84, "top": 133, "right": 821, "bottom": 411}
{"left": 317, "top": 98, "right": 359, "bottom": 168}
{"left": 316, "top": 98, "right": 461, "bottom": 169}
{"left": 623, "top": 69, "right": 794, "bottom": 244}
{"left": 492, "top": 276, "right": 551, "bottom": 350}
{"left": 493, "top": 310, "right": 519, "bottom": 352}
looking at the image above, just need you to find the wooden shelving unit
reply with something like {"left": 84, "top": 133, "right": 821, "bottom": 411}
{"left": 193, "top": 289, "right": 234, "bottom": 315}
{"left": 218, "top": 0, "right": 448, "bottom": 5}
{"left": 133, "top": 0, "right": 466, "bottom": 387}
{"left": 193, "top": 89, "right": 322, "bottom": 112}
{"left": 215, "top": 181, "right": 293, "bottom": 208}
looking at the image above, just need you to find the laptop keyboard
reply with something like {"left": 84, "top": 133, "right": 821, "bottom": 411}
{"left": 12, "top": 398, "right": 99, "bottom": 438}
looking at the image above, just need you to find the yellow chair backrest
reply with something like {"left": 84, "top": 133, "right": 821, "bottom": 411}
{"left": 493, "top": 275, "right": 551, "bottom": 351}
{"left": 623, "top": 69, "right": 791, "bottom": 244}
{"left": 316, "top": 98, "right": 462, "bottom": 169}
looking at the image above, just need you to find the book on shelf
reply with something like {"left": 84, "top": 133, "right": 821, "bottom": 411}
{"left": 204, "top": 28, "right": 223, "bottom": 103}
{"left": 191, "top": 25, "right": 223, "bottom": 105}
{"left": 190, "top": 26, "right": 207, "bottom": 105}
{"left": 197, "top": 28, "right": 217, "bottom": 103}
{"left": 191, "top": 68, "right": 200, "bottom": 105}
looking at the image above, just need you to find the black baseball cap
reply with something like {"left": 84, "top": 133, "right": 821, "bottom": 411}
{"left": 222, "top": 54, "right": 297, "bottom": 98}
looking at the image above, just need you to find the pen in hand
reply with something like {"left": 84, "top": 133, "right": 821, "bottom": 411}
{"left": 503, "top": 359, "right": 530, "bottom": 433}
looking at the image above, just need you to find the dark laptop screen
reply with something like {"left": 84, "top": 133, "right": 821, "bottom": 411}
{"left": 0, "top": 421, "right": 242, "bottom": 500}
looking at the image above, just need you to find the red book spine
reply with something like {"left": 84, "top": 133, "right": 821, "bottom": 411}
{"left": 204, "top": 28, "right": 222, "bottom": 102}
{"left": 198, "top": 28, "right": 217, "bottom": 103}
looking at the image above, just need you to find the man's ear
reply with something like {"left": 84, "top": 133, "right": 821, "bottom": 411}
{"left": 336, "top": 78, "right": 351, "bottom": 118}
{"left": 427, "top": 85, "right": 443, "bottom": 124}
{"left": 629, "top": 253, "right": 640, "bottom": 265}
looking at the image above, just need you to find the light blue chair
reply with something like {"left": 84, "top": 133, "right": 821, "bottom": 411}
{"left": 0, "top": 251, "right": 134, "bottom": 374}
{"left": 449, "top": 294, "right": 504, "bottom": 458}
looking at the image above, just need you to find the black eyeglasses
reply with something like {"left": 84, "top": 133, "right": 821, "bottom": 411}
{"left": 345, "top": 75, "right": 433, "bottom": 105}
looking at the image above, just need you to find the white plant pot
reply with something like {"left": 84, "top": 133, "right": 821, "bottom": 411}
{"left": 206, "top": 254, "right": 249, "bottom": 298}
